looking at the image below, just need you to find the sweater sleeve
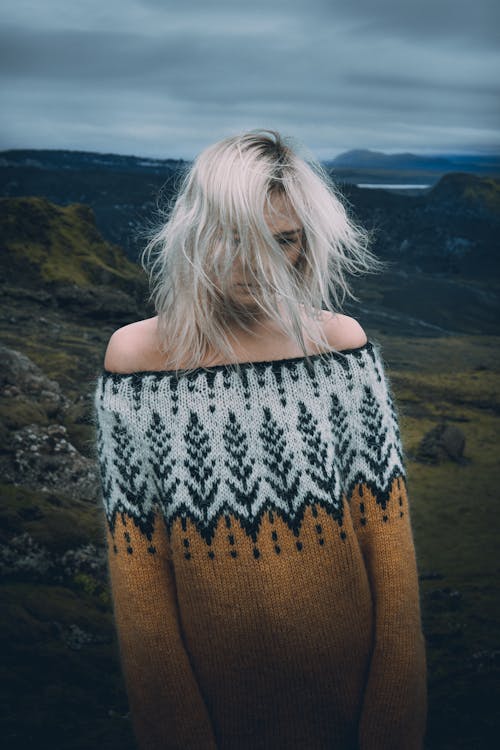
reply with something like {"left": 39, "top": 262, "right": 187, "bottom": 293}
{"left": 345, "top": 346, "right": 428, "bottom": 750}
{"left": 93, "top": 381, "right": 218, "bottom": 750}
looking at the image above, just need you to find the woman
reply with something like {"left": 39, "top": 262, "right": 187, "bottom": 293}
{"left": 92, "top": 129, "right": 428, "bottom": 749}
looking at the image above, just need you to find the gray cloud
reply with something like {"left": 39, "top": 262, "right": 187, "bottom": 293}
{"left": 0, "top": 0, "right": 498, "bottom": 158}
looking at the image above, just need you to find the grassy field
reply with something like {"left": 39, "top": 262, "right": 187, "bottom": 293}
{"left": 392, "top": 336, "right": 500, "bottom": 749}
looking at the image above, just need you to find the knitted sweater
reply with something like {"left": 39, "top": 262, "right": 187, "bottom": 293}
{"left": 92, "top": 339, "right": 427, "bottom": 750}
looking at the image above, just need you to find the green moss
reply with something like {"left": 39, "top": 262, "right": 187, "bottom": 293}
{"left": 393, "top": 374, "right": 500, "bottom": 707}
{"left": 463, "top": 177, "right": 500, "bottom": 213}
{"left": 0, "top": 196, "right": 145, "bottom": 288}
{"left": 1, "top": 330, "right": 99, "bottom": 391}
{"left": 407, "top": 405, "right": 499, "bottom": 583}
{"left": 396, "top": 369, "right": 500, "bottom": 413}
{"left": 0, "top": 396, "right": 48, "bottom": 430}
{"left": 2, "top": 582, "right": 111, "bottom": 630}
{"left": 70, "top": 573, "right": 111, "bottom": 608}
{"left": 0, "top": 483, "right": 103, "bottom": 550}
{"left": 73, "top": 572, "right": 101, "bottom": 597}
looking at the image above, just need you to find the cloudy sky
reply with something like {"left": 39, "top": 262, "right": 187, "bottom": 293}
{"left": 1, "top": 0, "right": 498, "bottom": 160}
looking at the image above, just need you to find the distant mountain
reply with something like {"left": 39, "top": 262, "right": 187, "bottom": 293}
{"left": 0, "top": 148, "right": 188, "bottom": 175}
{"left": 3, "top": 147, "right": 498, "bottom": 184}
{"left": 328, "top": 149, "right": 451, "bottom": 170}
{"left": 326, "top": 148, "right": 500, "bottom": 176}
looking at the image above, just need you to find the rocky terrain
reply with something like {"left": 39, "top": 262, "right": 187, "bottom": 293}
{"left": 0, "top": 184, "right": 499, "bottom": 748}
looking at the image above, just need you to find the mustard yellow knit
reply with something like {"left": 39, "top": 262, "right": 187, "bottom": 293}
{"left": 93, "top": 340, "right": 428, "bottom": 749}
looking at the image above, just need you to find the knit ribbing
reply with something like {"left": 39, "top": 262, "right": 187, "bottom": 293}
{"left": 92, "top": 338, "right": 427, "bottom": 750}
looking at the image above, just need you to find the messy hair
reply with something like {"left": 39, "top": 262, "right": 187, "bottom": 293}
{"left": 139, "top": 128, "right": 387, "bottom": 376}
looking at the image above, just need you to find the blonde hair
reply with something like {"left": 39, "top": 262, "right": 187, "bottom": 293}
{"left": 139, "top": 128, "right": 388, "bottom": 376}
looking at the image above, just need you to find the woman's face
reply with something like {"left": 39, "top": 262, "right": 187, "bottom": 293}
{"left": 230, "top": 193, "right": 304, "bottom": 299}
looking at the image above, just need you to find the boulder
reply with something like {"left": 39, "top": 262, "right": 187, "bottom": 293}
{"left": 0, "top": 344, "right": 69, "bottom": 418}
{"left": 416, "top": 420, "right": 467, "bottom": 465}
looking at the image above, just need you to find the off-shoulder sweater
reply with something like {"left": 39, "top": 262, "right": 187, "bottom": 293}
{"left": 91, "top": 339, "right": 428, "bottom": 750}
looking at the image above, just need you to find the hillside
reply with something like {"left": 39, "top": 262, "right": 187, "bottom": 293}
{"left": 0, "top": 148, "right": 187, "bottom": 173}
{"left": 339, "top": 173, "right": 500, "bottom": 279}
{"left": 0, "top": 196, "right": 150, "bottom": 325}
{"left": 426, "top": 172, "right": 500, "bottom": 217}
{"left": 325, "top": 148, "right": 500, "bottom": 182}
{"left": 0, "top": 196, "right": 145, "bottom": 288}
{"left": 0, "top": 159, "right": 178, "bottom": 260}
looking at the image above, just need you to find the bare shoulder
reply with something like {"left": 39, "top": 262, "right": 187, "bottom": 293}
{"left": 103, "top": 317, "right": 158, "bottom": 373}
{"left": 320, "top": 312, "right": 368, "bottom": 351}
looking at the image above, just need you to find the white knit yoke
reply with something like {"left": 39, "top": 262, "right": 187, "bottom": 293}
{"left": 92, "top": 340, "right": 406, "bottom": 546}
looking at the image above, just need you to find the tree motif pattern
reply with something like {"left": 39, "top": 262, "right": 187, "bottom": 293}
{"left": 93, "top": 340, "right": 407, "bottom": 556}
